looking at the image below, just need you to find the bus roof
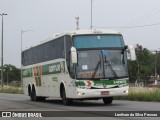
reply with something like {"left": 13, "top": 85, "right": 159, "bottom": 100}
{"left": 66, "top": 29, "right": 121, "bottom": 35}
{"left": 23, "top": 29, "right": 121, "bottom": 51}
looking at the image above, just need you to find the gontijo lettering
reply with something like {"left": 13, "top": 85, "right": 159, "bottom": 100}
{"left": 49, "top": 64, "right": 60, "bottom": 72}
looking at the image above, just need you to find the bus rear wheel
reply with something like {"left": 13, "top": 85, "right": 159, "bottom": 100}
{"left": 61, "top": 86, "right": 72, "bottom": 105}
{"left": 103, "top": 97, "right": 113, "bottom": 104}
{"left": 30, "top": 88, "right": 46, "bottom": 102}
{"left": 30, "top": 87, "right": 37, "bottom": 101}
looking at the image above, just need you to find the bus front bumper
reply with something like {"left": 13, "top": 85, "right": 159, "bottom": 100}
{"left": 73, "top": 86, "right": 129, "bottom": 99}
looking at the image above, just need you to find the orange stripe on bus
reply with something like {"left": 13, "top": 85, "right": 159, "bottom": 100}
{"left": 33, "top": 67, "right": 37, "bottom": 77}
{"left": 39, "top": 66, "right": 42, "bottom": 76}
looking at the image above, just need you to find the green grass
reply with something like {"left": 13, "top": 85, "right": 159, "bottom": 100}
{"left": 0, "top": 88, "right": 23, "bottom": 94}
{"left": 115, "top": 87, "right": 160, "bottom": 102}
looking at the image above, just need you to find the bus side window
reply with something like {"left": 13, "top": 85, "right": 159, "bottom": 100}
{"left": 43, "top": 43, "right": 50, "bottom": 61}
{"left": 27, "top": 49, "right": 32, "bottom": 65}
{"left": 32, "top": 47, "right": 37, "bottom": 64}
{"left": 37, "top": 45, "right": 43, "bottom": 63}
{"left": 22, "top": 52, "right": 24, "bottom": 65}
{"left": 24, "top": 51, "right": 28, "bottom": 66}
{"left": 50, "top": 41, "right": 55, "bottom": 60}
{"left": 65, "top": 35, "right": 75, "bottom": 78}
{"left": 65, "top": 36, "right": 72, "bottom": 68}
{"left": 57, "top": 37, "right": 64, "bottom": 58}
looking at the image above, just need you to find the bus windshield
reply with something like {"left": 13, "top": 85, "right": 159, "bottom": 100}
{"left": 73, "top": 35, "right": 124, "bottom": 48}
{"left": 76, "top": 50, "right": 128, "bottom": 79}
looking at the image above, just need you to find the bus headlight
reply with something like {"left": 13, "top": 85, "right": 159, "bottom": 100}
{"left": 77, "top": 92, "right": 85, "bottom": 96}
{"left": 124, "top": 90, "right": 129, "bottom": 94}
{"left": 77, "top": 92, "right": 83, "bottom": 96}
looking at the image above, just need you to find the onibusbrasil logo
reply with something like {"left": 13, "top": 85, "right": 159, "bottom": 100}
{"left": 1, "top": 112, "right": 42, "bottom": 118}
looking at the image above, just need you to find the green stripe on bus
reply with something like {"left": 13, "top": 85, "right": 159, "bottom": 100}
{"left": 42, "top": 62, "right": 61, "bottom": 75}
{"left": 22, "top": 68, "right": 32, "bottom": 77}
{"left": 22, "top": 61, "right": 65, "bottom": 77}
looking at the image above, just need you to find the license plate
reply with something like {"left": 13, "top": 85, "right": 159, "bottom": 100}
{"left": 101, "top": 91, "right": 109, "bottom": 95}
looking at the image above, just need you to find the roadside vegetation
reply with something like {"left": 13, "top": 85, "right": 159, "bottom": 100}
{"left": 0, "top": 83, "right": 23, "bottom": 94}
{"left": 0, "top": 64, "right": 22, "bottom": 94}
{"left": 115, "top": 87, "right": 160, "bottom": 102}
{"left": 0, "top": 88, "right": 23, "bottom": 94}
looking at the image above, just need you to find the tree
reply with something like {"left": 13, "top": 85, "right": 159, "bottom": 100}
{"left": 128, "top": 44, "right": 155, "bottom": 83}
{"left": 0, "top": 64, "right": 20, "bottom": 83}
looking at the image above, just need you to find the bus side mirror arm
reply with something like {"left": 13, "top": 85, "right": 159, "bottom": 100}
{"left": 71, "top": 47, "right": 77, "bottom": 64}
{"left": 127, "top": 45, "right": 136, "bottom": 61}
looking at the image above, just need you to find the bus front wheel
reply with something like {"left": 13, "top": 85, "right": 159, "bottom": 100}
{"left": 61, "top": 86, "right": 72, "bottom": 105}
{"left": 103, "top": 97, "right": 113, "bottom": 104}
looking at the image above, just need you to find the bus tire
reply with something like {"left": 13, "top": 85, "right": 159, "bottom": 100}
{"left": 30, "top": 86, "right": 38, "bottom": 101}
{"left": 61, "top": 86, "right": 72, "bottom": 105}
{"left": 103, "top": 97, "right": 113, "bottom": 104}
{"left": 30, "top": 87, "right": 46, "bottom": 101}
{"left": 38, "top": 97, "right": 46, "bottom": 101}
{"left": 28, "top": 85, "right": 31, "bottom": 96}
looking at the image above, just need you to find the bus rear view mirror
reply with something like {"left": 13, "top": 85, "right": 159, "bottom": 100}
{"left": 71, "top": 47, "right": 77, "bottom": 64}
{"left": 127, "top": 45, "right": 136, "bottom": 61}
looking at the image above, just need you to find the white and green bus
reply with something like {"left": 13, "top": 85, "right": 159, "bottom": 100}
{"left": 22, "top": 29, "right": 136, "bottom": 105}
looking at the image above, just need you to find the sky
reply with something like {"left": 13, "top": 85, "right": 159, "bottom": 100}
{"left": 0, "top": 0, "right": 160, "bottom": 67}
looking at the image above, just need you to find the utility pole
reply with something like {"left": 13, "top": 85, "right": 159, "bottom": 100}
{"left": 155, "top": 50, "right": 157, "bottom": 81}
{"left": 75, "top": 16, "right": 80, "bottom": 30}
{"left": 0, "top": 13, "right": 7, "bottom": 90}
{"left": 137, "top": 61, "right": 141, "bottom": 85}
{"left": 91, "top": 0, "right": 93, "bottom": 29}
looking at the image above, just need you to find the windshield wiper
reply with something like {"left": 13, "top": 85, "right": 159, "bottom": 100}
{"left": 105, "top": 61, "right": 118, "bottom": 78}
{"left": 91, "top": 61, "right": 101, "bottom": 79}
{"left": 91, "top": 54, "right": 101, "bottom": 79}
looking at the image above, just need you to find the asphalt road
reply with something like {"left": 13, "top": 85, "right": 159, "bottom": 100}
{"left": 0, "top": 93, "right": 160, "bottom": 120}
